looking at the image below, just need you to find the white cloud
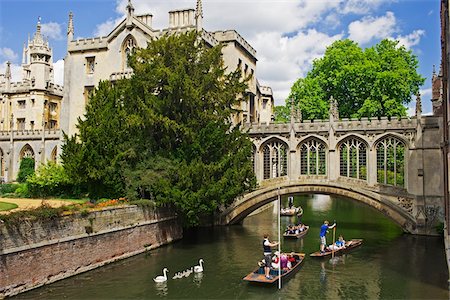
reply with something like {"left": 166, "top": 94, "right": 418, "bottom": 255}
{"left": 339, "top": 0, "right": 395, "bottom": 14}
{"left": 0, "top": 48, "right": 18, "bottom": 61}
{"left": 396, "top": 29, "right": 425, "bottom": 49}
{"left": 0, "top": 61, "right": 22, "bottom": 81}
{"left": 53, "top": 59, "right": 64, "bottom": 86}
{"left": 89, "top": 1, "right": 426, "bottom": 105}
{"left": 41, "top": 22, "right": 63, "bottom": 40}
{"left": 93, "top": 17, "right": 123, "bottom": 37}
{"left": 348, "top": 11, "right": 397, "bottom": 45}
{"left": 251, "top": 29, "right": 343, "bottom": 106}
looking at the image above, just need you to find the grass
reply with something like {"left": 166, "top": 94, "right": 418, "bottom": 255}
{"left": 0, "top": 201, "right": 19, "bottom": 211}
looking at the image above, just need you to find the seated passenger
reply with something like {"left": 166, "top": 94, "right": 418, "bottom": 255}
{"left": 280, "top": 254, "right": 288, "bottom": 269}
{"left": 271, "top": 251, "right": 280, "bottom": 269}
{"left": 286, "top": 254, "right": 296, "bottom": 269}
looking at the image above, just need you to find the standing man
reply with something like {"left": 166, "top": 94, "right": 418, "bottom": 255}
{"left": 263, "top": 233, "right": 279, "bottom": 280}
{"left": 319, "top": 220, "right": 336, "bottom": 253}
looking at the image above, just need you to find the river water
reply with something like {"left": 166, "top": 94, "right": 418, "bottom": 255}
{"left": 15, "top": 194, "right": 449, "bottom": 299}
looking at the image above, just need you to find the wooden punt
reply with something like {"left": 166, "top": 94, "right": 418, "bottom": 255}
{"left": 243, "top": 253, "right": 305, "bottom": 284}
{"left": 280, "top": 206, "right": 303, "bottom": 216}
{"left": 309, "top": 239, "right": 363, "bottom": 257}
{"left": 283, "top": 225, "right": 309, "bottom": 239}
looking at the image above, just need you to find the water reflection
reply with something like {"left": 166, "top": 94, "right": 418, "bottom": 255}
{"left": 193, "top": 272, "right": 203, "bottom": 287}
{"left": 310, "top": 194, "right": 332, "bottom": 211}
{"left": 154, "top": 281, "right": 168, "bottom": 297}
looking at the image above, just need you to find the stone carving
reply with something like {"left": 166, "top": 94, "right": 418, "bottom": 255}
{"left": 397, "top": 197, "right": 413, "bottom": 214}
{"left": 329, "top": 96, "right": 339, "bottom": 120}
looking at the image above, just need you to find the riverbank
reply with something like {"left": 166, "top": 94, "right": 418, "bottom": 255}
{"left": 0, "top": 205, "right": 182, "bottom": 298}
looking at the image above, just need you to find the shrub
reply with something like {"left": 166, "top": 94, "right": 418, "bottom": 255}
{"left": 0, "top": 183, "right": 21, "bottom": 195}
{"left": 129, "top": 199, "right": 156, "bottom": 208}
{"left": 17, "top": 157, "right": 35, "bottom": 183}
{"left": 15, "top": 184, "right": 30, "bottom": 198}
{"left": 26, "top": 162, "right": 74, "bottom": 197}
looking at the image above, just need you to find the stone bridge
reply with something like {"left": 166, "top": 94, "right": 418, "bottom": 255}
{"left": 218, "top": 107, "right": 445, "bottom": 235}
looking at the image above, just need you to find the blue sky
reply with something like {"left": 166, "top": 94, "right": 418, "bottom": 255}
{"left": 0, "top": 0, "right": 441, "bottom": 114}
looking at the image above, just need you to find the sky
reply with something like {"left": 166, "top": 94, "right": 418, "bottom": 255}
{"left": 0, "top": 0, "right": 442, "bottom": 115}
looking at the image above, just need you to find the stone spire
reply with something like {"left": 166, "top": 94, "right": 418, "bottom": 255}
{"left": 67, "top": 12, "right": 74, "bottom": 42}
{"left": 22, "top": 42, "right": 26, "bottom": 64}
{"left": 5, "top": 61, "right": 11, "bottom": 90}
{"left": 5, "top": 61, "right": 11, "bottom": 78}
{"left": 126, "top": 0, "right": 135, "bottom": 17}
{"left": 195, "top": 0, "right": 203, "bottom": 31}
{"left": 415, "top": 92, "right": 422, "bottom": 117}
{"left": 295, "top": 106, "right": 302, "bottom": 123}
{"left": 32, "top": 16, "right": 44, "bottom": 45}
{"left": 329, "top": 96, "right": 339, "bottom": 120}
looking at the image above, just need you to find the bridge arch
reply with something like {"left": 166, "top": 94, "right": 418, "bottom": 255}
{"left": 372, "top": 132, "right": 409, "bottom": 151}
{"left": 297, "top": 134, "right": 329, "bottom": 149}
{"left": 217, "top": 181, "right": 417, "bottom": 233}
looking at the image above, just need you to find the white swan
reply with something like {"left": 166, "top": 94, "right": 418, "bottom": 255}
{"left": 194, "top": 259, "right": 204, "bottom": 273}
{"left": 172, "top": 272, "right": 181, "bottom": 280}
{"left": 153, "top": 268, "right": 169, "bottom": 283}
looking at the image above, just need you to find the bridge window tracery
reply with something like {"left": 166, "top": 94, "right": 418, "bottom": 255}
{"left": 339, "top": 138, "right": 367, "bottom": 180}
{"left": 376, "top": 137, "right": 405, "bottom": 187}
{"left": 263, "top": 140, "right": 288, "bottom": 179}
{"left": 300, "top": 139, "right": 326, "bottom": 175}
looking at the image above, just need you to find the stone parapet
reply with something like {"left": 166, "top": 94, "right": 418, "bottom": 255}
{"left": 0, "top": 205, "right": 182, "bottom": 298}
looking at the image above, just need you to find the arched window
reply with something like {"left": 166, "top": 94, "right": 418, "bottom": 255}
{"left": 300, "top": 139, "right": 326, "bottom": 175}
{"left": 376, "top": 137, "right": 405, "bottom": 187}
{"left": 339, "top": 137, "right": 367, "bottom": 180}
{"left": 20, "top": 144, "right": 35, "bottom": 160}
{"left": 122, "top": 35, "right": 136, "bottom": 70}
{"left": 51, "top": 146, "right": 57, "bottom": 162}
{"left": 263, "top": 140, "right": 288, "bottom": 180}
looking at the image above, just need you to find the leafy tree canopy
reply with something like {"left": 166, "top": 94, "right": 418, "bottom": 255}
{"left": 61, "top": 32, "right": 256, "bottom": 226}
{"left": 282, "top": 39, "right": 425, "bottom": 120}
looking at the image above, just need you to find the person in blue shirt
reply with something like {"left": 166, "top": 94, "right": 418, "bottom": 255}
{"left": 319, "top": 220, "right": 336, "bottom": 253}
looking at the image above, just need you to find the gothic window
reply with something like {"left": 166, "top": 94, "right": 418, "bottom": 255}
{"left": 122, "top": 36, "right": 136, "bottom": 70}
{"left": 300, "top": 139, "right": 326, "bottom": 175}
{"left": 19, "top": 144, "right": 35, "bottom": 160}
{"left": 86, "top": 57, "right": 95, "bottom": 74}
{"left": 376, "top": 137, "right": 405, "bottom": 187}
{"left": 339, "top": 137, "right": 367, "bottom": 180}
{"left": 84, "top": 86, "right": 94, "bottom": 105}
{"left": 263, "top": 140, "right": 288, "bottom": 180}
{"left": 18, "top": 100, "right": 26, "bottom": 109}
{"left": 17, "top": 118, "right": 25, "bottom": 130}
{"left": 51, "top": 146, "right": 57, "bottom": 162}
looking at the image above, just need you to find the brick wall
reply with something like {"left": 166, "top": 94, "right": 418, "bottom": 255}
{"left": 0, "top": 205, "right": 183, "bottom": 298}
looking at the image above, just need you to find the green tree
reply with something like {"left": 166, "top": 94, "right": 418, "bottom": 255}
{"left": 283, "top": 39, "right": 425, "bottom": 120}
{"left": 62, "top": 32, "right": 256, "bottom": 226}
{"left": 17, "top": 157, "right": 35, "bottom": 183}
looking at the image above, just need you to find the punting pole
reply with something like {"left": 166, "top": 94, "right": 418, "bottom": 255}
{"left": 278, "top": 187, "right": 281, "bottom": 290}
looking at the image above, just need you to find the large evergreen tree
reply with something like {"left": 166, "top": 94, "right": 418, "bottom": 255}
{"left": 282, "top": 39, "right": 425, "bottom": 120}
{"left": 61, "top": 32, "right": 256, "bottom": 226}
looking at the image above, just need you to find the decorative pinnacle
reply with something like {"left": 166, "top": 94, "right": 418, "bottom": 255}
{"left": 196, "top": 0, "right": 203, "bottom": 18}
{"left": 415, "top": 92, "right": 422, "bottom": 117}
{"left": 5, "top": 61, "right": 11, "bottom": 79}
{"left": 126, "top": 0, "right": 134, "bottom": 16}
{"left": 68, "top": 11, "right": 74, "bottom": 34}
{"left": 37, "top": 16, "right": 41, "bottom": 34}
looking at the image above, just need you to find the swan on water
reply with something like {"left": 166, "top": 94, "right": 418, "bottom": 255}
{"left": 194, "top": 259, "right": 204, "bottom": 273}
{"left": 154, "top": 268, "right": 169, "bottom": 282}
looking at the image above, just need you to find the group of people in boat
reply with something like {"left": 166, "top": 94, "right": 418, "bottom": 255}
{"left": 284, "top": 223, "right": 307, "bottom": 235}
{"left": 262, "top": 219, "right": 346, "bottom": 279}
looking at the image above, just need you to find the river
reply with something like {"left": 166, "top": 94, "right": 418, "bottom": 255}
{"left": 15, "top": 194, "right": 449, "bottom": 299}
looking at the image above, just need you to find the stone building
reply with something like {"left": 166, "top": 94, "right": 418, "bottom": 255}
{"left": 61, "top": 0, "right": 274, "bottom": 137}
{"left": 0, "top": 0, "right": 272, "bottom": 181}
{"left": 0, "top": 18, "right": 62, "bottom": 182}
